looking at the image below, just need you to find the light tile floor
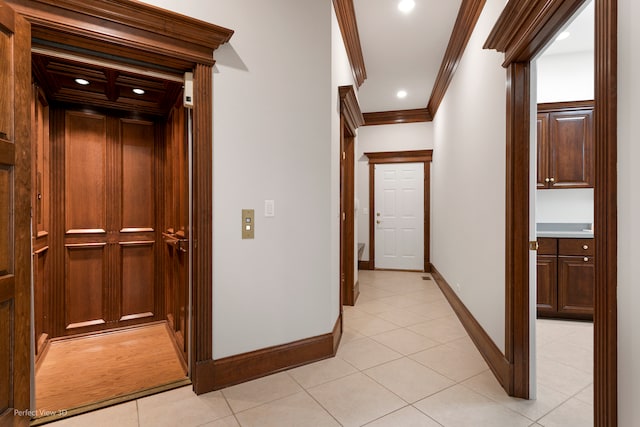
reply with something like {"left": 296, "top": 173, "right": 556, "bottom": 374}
{"left": 46, "top": 270, "right": 593, "bottom": 426}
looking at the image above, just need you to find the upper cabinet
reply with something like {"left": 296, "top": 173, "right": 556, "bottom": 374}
{"left": 537, "top": 101, "right": 594, "bottom": 189}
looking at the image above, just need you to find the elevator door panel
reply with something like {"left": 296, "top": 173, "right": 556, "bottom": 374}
{"left": 60, "top": 110, "right": 159, "bottom": 335}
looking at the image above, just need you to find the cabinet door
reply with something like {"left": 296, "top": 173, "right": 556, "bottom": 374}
{"left": 536, "top": 255, "right": 557, "bottom": 315}
{"left": 548, "top": 109, "right": 593, "bottom": 188}
{"left": 536, "top": 113, "right": 550, "bottom": 189}
{"left": 558, "top": 255, "right": 594, "bottom": 319}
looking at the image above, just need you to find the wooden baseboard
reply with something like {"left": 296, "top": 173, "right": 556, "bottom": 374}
{"left": 358, "top": 260, "right": 372, "bottom": 270}
{"left": 431, "top": 266, "right": 511, "bottom": 392}
{"left": 194, "top": 314, "right": 342, "bottom": 394}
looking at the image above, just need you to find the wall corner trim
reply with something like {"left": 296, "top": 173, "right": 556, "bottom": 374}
{"left": 431, "top": 266, "right": 511, "bottom": 392}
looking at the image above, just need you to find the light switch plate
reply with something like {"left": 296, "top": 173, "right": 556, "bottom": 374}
{"left": 265, "top": 200, "right": 275, "bottom": 217}
{"left": 242, "top": 209, "right": 254, "bottom": 239}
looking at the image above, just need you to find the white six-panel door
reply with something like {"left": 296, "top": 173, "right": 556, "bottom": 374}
{"left": 374, "top": 162, "right": 424, "bottom": 270}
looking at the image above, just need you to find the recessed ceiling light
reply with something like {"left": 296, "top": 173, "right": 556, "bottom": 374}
{"left": 397, "top": 90, "right": 408, "bottom": 99}
{"left": 556, "top": 31, "right": 570, "bottom": 41}
{"left": 132, "top": 88, "right": 145, "bottom": 95}
{"left": 398, "top": 0, "right": 415, "bottom": 13}
{"left": 74, "top": 78, "right": 90, "bottom": 86}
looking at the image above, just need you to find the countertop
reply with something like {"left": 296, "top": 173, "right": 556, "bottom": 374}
{"left": 536, "top": 222, "right": 594, "bottom": 239}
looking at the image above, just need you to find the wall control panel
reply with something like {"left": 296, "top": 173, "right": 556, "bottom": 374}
{"left": 242, "top": 209, "right": 255, "bottom": 239}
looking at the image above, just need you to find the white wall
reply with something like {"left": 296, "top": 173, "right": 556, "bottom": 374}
{"left": 617, "top": 0, "right": 640, "bottom": 423}
{"left": 535, "top": 189, "right": 594, "bottom": 224}
{"left": 536, "top": 51, "right": 594, "bottom": 103}
{"left": 356, "top": 122, "right": 434, "bottom": 260}
{"left": 430, "top": 0, "right": 507, "bottom": 351}
{"left": 139, "top": 0, "right": 339, "bottom": 359}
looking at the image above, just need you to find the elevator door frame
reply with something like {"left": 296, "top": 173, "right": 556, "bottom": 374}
{"left": 4, "top": 0, "right": 233, "bottom": 405}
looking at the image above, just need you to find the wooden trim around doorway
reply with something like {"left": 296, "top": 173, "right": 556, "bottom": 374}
{"left": 6, "top": 0, "right": 233, "bottom": 70}
{"left": 339, "top": 86, "right": 364, "bottom": 307}
{"left": 364, "top": 150, "right": 433, "bottom": 272}
{"left": 485, "top": 0, "right": 617, "bottom": 422}
{"left": 593, "top": 0, "right": 618, "bottom": 423}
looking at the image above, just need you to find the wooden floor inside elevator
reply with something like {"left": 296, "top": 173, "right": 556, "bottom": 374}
{"left": 35, "top": 322, "right": 188, "bottom": 420}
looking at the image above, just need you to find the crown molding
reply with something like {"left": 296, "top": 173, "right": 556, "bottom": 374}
{"left": 363, "top": 108, "right": 432, "bottom": 126}
{"left": 333, "top": 0, "right": 367, "bottom": 87}
{"left": 427, "top": 0, "right": 486, "bottom": 118}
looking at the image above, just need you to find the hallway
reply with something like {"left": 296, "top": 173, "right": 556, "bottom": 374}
{"left": 44, "top": 270, "right": 593, "bottom": 426}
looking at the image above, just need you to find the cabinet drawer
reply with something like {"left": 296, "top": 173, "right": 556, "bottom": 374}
{"left": 559, "top": 238, "right": 594, "bottom": 256}
{"left": 538, "top": 238, "right": 557, "bottom": 255}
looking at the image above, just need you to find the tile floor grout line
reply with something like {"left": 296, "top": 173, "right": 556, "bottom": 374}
{"left": 297, "top": 380, "right": 347, "bottom": 427}
{"left": 135, "top": 398, "right": 141, "bottom": 427}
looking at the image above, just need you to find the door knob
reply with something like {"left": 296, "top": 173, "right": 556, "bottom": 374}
{"left": 376, "top": 220, "right": 381, "bottom": 224}
{"left": 376, "top": 212, "right": 381, "bottom": 216}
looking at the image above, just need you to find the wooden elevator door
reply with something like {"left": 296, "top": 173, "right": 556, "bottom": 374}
{"left": 162, "top": 104, "right": 189, "bottom": 362}
{"left": 53, "top": 109, "right": 161, "bottom": 335}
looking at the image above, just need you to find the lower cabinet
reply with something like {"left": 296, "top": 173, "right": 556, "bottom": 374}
{"left": 537, "top": 237, "right": 594, "bottom": 320}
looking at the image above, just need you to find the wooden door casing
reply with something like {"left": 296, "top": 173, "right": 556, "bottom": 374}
{"left": 50, "top": 108, "right": 162, "bottom": 336}
{"left": 0, "top": 2, "right": 32, "bottom": 424}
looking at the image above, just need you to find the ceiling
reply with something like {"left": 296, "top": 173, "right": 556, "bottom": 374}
{"left": 354, "top": 0, "right": 462, "bottom": 113}
{"left": 353, "top": 0, "right": 594, "bottom": 115}
{"left": 32, "top": 53, "right": 184, "bottom": 117}
{"left": 29, "top": 0, "right": 594, "bottom": 118}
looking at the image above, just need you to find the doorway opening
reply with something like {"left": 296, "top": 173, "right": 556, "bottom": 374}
{"left": 0, "top": 0, "right": 233, "bottom": 424}
{"left": 530, "top": 1, "right": 595, "bottom": 417}
{"left": 364, "top": 150, "right": 433, "bottom": 273}
{"left": 484, "top": 0, "right": 617, "bottom": 422}
{"left": 30, "top": 52, "right": 191, "bottom": 420}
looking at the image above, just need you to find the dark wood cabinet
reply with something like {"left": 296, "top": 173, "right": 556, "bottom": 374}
{"left": 537, "top": 101, "right": 594, "bottom": 189}
{"left": 537, "top": 237, "right": 594, "bottom": 320}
